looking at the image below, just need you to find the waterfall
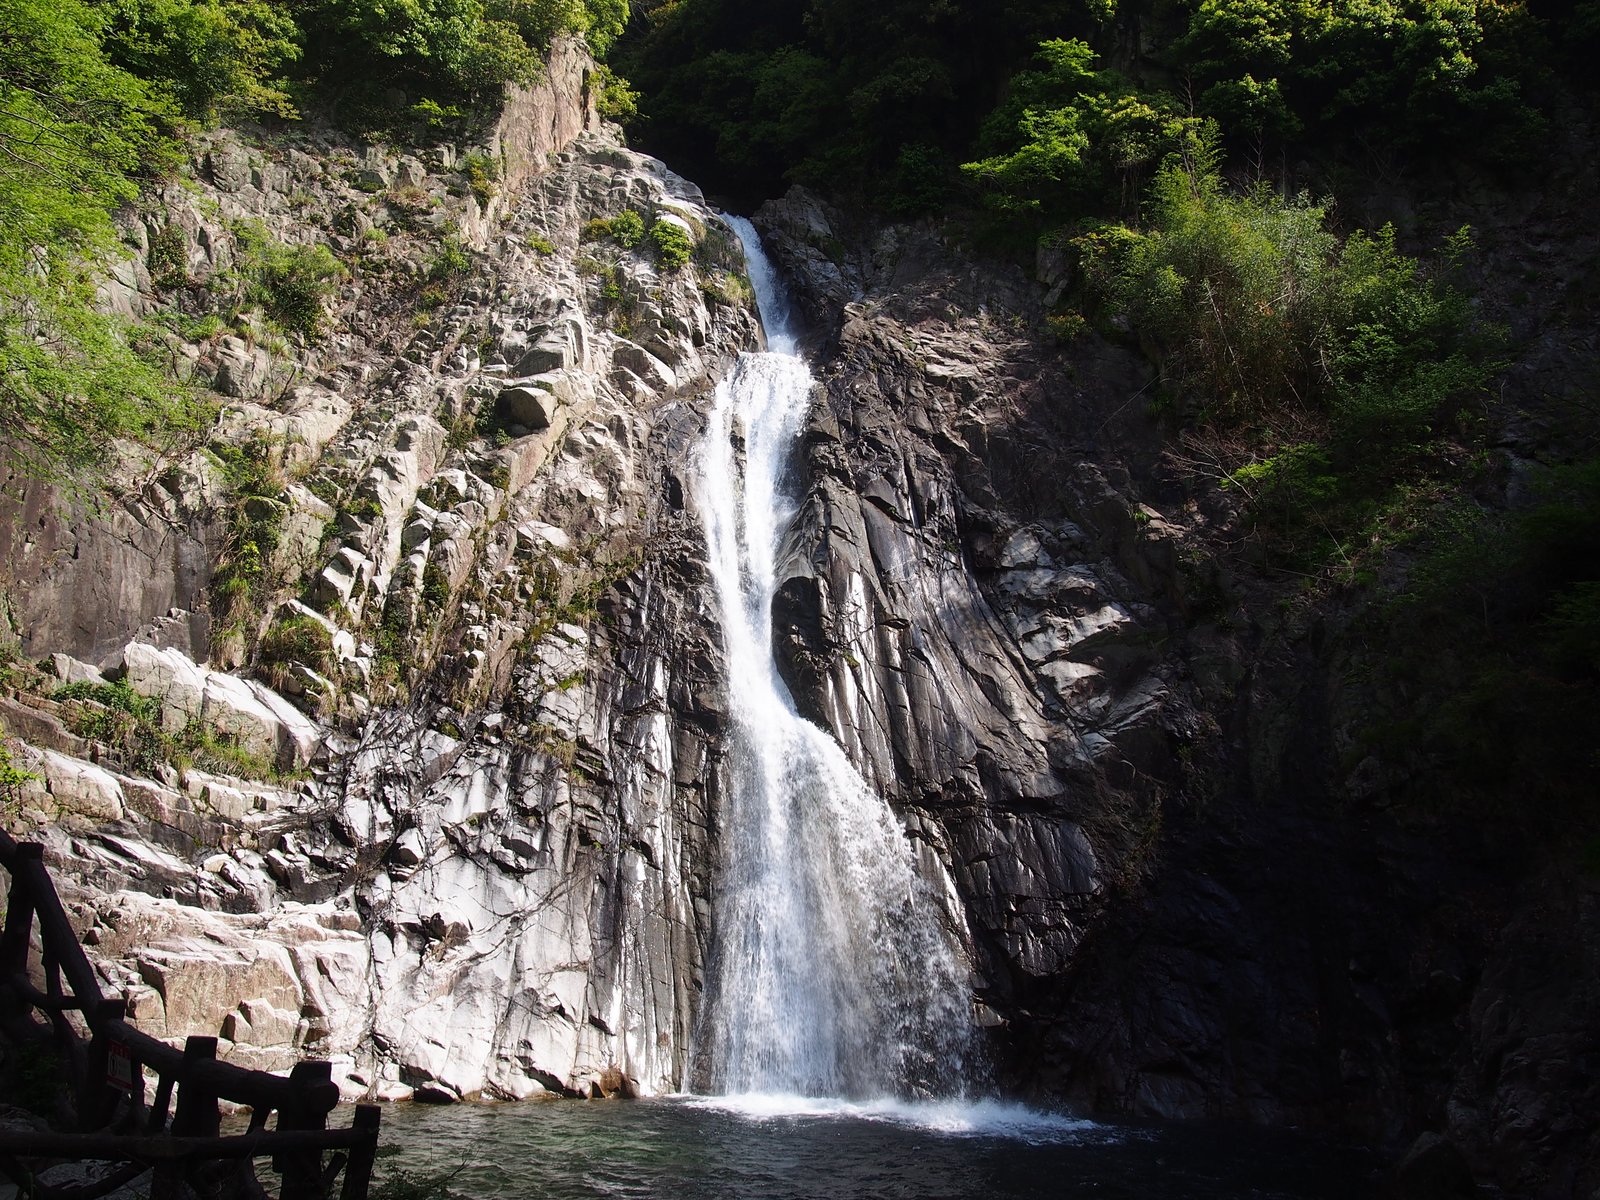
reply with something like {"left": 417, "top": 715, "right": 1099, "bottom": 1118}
{"left": 693, "top": 217, "right": 973, "bottom": 1100}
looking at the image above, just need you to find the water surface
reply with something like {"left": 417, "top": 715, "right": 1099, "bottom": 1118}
{"left": 373, "top": 1097, "right": 1378, "bottom": 1200}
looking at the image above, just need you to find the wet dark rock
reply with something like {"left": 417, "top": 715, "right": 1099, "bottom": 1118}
{"left": 1394, "top": 1133, "right": 1476, "bottom": 1199}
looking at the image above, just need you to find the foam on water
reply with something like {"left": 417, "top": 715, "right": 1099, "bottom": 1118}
{"left": 681, "top": 1092, "right": 1109, "bottom": 1144}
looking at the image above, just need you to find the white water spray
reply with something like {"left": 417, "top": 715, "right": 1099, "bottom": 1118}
{"left": 694, "top": 218, "right": 973, "bottom": 1100}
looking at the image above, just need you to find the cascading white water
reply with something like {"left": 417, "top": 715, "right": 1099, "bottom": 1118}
{"left": 694, "top": 217, "right": 973, "bottom": 1100}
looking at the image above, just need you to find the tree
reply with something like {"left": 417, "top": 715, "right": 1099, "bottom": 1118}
{"left": 0, "top": 0, "right": 195, "bottom": 475}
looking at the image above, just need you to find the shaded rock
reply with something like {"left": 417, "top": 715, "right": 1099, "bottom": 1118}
{"left": 1394, "top": 1133, "right": 1475, "bottom": 1199}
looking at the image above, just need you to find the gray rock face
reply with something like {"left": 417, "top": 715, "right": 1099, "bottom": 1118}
{"left": 755, "top": 197, "right": 1181, "bottom": 1022}
{"left": 1, "top": 50, "right": 759, "bottom": 1103}
{"left": 758, "top": 191, "right": 1600, "bottom": 1198}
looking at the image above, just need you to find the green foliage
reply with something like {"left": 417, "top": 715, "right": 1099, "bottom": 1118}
{"left": 583, "top": 209, "right": 645, "bottom": 248}
{"left": 53, "top": 675, "right": 289, "bottom": 779}
{"left": 461, "top": 152, "right": 500, "bottom": 203}
{"left": 209, "top": 436, "right": 286, "bottom": 631}
{"left": 591, "top": 63, "right": 638, "bottom": 121}
{"left": 101, "top": 0, "right": 303, "bottom": 120}
{"left": 233, "top": 224, "right": 345, "bottom": 335}
{"left": 1106, "top": 151, "right": 1493, "bottom": 444}
{"left": 149, "top": 223, "right": 190, "bottom": 289}
{"left": 699, "top": 270, "right": 751, "bottom": 309}
{"left": 54, "top": 680, "right": 168, "bottom": 774}
{"left": 258, "top": 613, "right": 335, "bottom": 681}
{"left": 963, "top": 40, "right": 1202, "bottom": 220}
{"left": 1081, "top": 148, "right": 1495, "bottom": 563}
{"left": 1372, "top": 460, "right": 1600, "bottom": 817}
{"left": 298, "top": 0, "right": 629, "bottom": 117}
{"left": 55, "top": 678, "right": 161, "bottom": 721}
{"left": 1171, "top": 0, "right": 1547, "bottom": 163}
{"left": 422, "top": 562, "right": 452, "bottom": 609}
{"left": 618, "top": 0, "right": 1212, "bottom": 207}
{"left": 304, "top": 0, "right": 540, "bottom": 101}
{"left": 427, "top": 235, "right": 474, "bottom": 282}
{"left": 411, "top": 96, "right": 466, "bottom": 128}
{"left": 886, "top": 143, "right": 953, "bottom": 218}
{"left": 620, "top": 0, "right": 1561, "bottom": 214}
{"left": 649, "top": 219, "right": 692, "bottom": 270}
{"left": 0, "top": 741, "right": 41, "bottom": 819}
{"left": 0, "top": 0, "right": 208, "bottom": 476}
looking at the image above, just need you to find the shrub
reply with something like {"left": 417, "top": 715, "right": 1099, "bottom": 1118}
{"left": 149, "top": 222, "right": 189, "bottom": 288}
{"left": 235, "top": 226, "right": 346, "bottom": 335}
{"left": 427, "top": 236, "right": 473, "bottom": 283}
{"left": 1083, "top": 144, "right": 1497, "bottom": 564}
{"left": 649, "top": 219, "right": 692, "bottom": 270}
{"left": 461, "top": 153, "right": 500, "bottom": 204}
{"left": 259, "top": 613, "right": 335, "bottom": 674}
{"left": 1105, "top": 148, "right": 1492, "bottom": 445}
{"left": 582, "top": 210, "right": 644, "bottom": 248}
{"left": 591, "top": 64, "right": 638, "bottom": 121}
{"left": 54, "top": 680, "right": 168, "bottom": 775}
{"left": 208, "top": 436, "right": 287, "bottom": 629}
{"left": 0, "top": 742, "right": 38, "bottom": 820}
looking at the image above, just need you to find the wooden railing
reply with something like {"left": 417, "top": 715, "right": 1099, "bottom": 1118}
{"left": 0, "top": 830, "right": 381, "bottom": 1200}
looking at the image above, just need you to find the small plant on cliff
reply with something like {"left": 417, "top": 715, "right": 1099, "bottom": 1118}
{"left": 148, "top": 222, "right": 190, "bottom": 290}
{"left": 257, "top": 613, "right": 336, "bottom": 690}
{"left": 208, "top": 437, "right": 287, "bottom": 635}
{"left": 1079, "top": 145, "right": 1497, "bottom": 566}
{"left": 461, "top": 153, "right": 500, "bottom": 204}
{"left": 582, "top": 209, "right": 645, "bottom": 249}
{"left": 649, "top": 219, "right": 692, "bottom": 271}
{"left": 427, "top": 236, "right": 473, "bottom": 283}
{"left": 54, "top": 680, "right": 168, "bottom": 775}
{"left": 0, "top": 742, "right": 40, "bottom": 821}
{"left": 591, "top": 64, "right": 638, "bottom": 122}
{"left": 233, "top": 223, "right": 346, "bottom": 337}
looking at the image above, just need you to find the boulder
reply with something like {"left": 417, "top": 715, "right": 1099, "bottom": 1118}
{"left": 497, "top": 384, "right": 558, "bottom": 430}
{"left": 29, "top": 749, "right": 125, "bottom": 822}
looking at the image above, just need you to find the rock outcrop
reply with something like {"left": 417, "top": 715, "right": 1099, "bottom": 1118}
{"left": 754, "top": 190, "right": 1600, "bottom": 1198}
{"left": 1, "top": 43, "right": 759, "bottom": 1102}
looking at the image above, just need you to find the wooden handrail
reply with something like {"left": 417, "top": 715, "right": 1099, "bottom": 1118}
{"left": 0, "top": 1127, "right": 375, "bottom": 1160}
{"left": 1, "top": 837, "right": 107, "bottom": 1011}
{"left": 0, "top": 826, "right": 381, "bottom": 1200}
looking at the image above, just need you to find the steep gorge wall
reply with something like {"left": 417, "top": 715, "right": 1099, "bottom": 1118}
{"left": 753, "top": 189, "right": 1600, "bottom": 1198}
{"left": 0, "top": 43, "right": 761, "bottom": 1102}
{"left": 0, "top": 41, "right": 1592, "bottom": 1198}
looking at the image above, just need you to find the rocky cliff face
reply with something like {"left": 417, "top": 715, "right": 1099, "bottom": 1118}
{"left": 1, "top": 42, "right": 760, "bottom": 1102}
{"left": 753, "top": 189, "right": 1600, "bottom": 1198}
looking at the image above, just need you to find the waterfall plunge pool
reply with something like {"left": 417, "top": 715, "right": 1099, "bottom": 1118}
{"left": 372, "top": 1097, "right": 1379, "bottom": 1199}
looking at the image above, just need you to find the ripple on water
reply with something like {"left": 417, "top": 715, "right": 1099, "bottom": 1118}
{"left": 370, "top": 1096, "right": 1379, "bottom": 1200}
{"left": 681, "top": 1093, "right": 1110, "bottom": 1144}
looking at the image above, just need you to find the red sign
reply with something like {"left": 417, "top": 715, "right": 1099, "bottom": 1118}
{"left": 106, "top": 1041, "right": 135, "bottom": 1091}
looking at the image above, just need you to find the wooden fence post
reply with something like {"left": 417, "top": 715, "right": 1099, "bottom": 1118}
{"left": 171, "top": 1036, "right": 220, "bottom": 1137}
{"left": 278, "top": 1060, "right": 336, "bottom": 1200}
{"left": 339, "top": 1105, "right": 382, "bottom": 1200}
{"left": 0, "top": 844, "right": 40, "bottom": 1034}
{"left": 0, "top": 844, "right": 40, "bottom": 973}
{"left": 80, "top": 996, "right": 128, "bottom": 1133}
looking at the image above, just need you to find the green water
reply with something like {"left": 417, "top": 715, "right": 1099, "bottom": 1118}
{"left": 364, "top": 1095, "right": 1378, "bottom": 1199}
